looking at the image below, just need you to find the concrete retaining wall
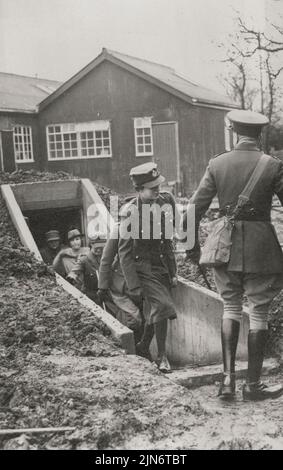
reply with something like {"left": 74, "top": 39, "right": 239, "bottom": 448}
{"left": 11, "top": 179, "right": 81, "bottom": 211}
{"left": 152, "top": 277, "right": 249, "bottom": 366}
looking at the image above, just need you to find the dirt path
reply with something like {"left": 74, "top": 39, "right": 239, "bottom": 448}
{"left": 190, "top": 374, "right": 283, "bottom": 450}
{"left": 1, "top": 351, "right": 283, "bottom": 450}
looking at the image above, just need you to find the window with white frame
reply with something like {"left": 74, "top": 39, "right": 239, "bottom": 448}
{"left": 46, "top": 121, "right": 112, "bottom": 160}
{"left": 13, "top": 126, "right": 34, "bottom": 162}
{"left": 134, "top": 117, "right": 153, "bottom": 156}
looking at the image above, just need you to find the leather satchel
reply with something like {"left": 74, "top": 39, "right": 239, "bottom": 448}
{"left": 199, "top": 154, "right": 270, "bottom": 267}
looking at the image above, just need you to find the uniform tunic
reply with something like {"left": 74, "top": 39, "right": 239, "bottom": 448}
{"left": 98, "top": 224, "right": 142, "bottom": 331}
{"left": 188, "top": 139, "right": 283, "bottom": 273}
{"left": 185, "top": 138, "right": 283, "bottom": 327}
{"left": 118, "top": 192, "right": 178, "bottom": 325}
{"left": 69, "top": 251, "right": 100, "bottom": 302}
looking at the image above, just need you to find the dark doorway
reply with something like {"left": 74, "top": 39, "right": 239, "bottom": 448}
{"left": 1, "top": 130, "right": 17, "bottom": 173}
{"left": 23, "top": 206, "right": 83, "bottom": 250}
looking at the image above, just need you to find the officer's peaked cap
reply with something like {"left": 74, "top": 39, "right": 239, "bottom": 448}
{"left": 129, "top": 162, "right": 165, "bottom": 188}
{"left": 227, "top": 110, "right": 269, "bottom": 127}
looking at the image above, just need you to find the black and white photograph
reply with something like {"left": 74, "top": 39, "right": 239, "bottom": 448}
{"left": 0, "top": 0, "right": 283, "bottom": 453}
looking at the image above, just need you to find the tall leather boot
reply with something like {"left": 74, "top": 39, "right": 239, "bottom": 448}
{"left": 136, "top": 323, "right": 154, "bottom": 361}
{"left": 155, "top": 320, "right": 171, "bottom": 373}
{"left": 242, "top": 330, "right": 283, "bottom": 401}
{"left": 218, "top": 319, "right": 240, "bottom": 399}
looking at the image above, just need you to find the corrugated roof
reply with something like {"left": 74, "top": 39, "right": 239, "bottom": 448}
{"left": 0, "top": 72, "right": 62, "bottom": 113}
{"left": 107, "top": 49, "right": 236, "bottom": 108}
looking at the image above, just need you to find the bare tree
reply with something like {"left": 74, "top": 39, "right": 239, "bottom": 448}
{"left": 237, "top": 15, "right": 283, "bottom": 119}
{"left": 221, "top": 61, "right": 247, "bottom": 109}
{"left": 219, "top": 12, "right": 283, "bottom": 119}
{"left": 218, "top": 9, "right": 283, "bottom": 151}
{"left": 238, "top": 17, "right": 283, "bottom": 54}
{"left": 217, "top": 35, "right": 259, "bottom": 110}
{"left": 265, "top": 53, "right": 283, "bottom": 121}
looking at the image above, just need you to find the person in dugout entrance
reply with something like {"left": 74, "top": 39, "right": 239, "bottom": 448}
{"left": 118, "top": 162, "right": 178, "bottom": 373}
{"left": 183, "top": 109, "right": 283, "bottom": 401}
{"left": 40, "top": 230, "right": 62, "bottom": 265}
{"left": 67, "top": 233, "right": 106, "bottom": 304}
{"left": 52, "top": 228, "right": 89, "bottom": 278}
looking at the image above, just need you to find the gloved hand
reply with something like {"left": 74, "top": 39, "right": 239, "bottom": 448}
{"left": 171, "top": 276, "right": 178, "bottom": 287}
{"left": 186, "top": 244, "right": 201, "bottom": 264}
{"left": 66, "top": 272, "right": 78, "bottom": 285}
{"left": 97, "top": 289, "right": 109, "bottom": 304}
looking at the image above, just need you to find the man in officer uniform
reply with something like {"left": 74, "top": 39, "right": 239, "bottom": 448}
{"left": 118, "top": 162, "right": 178, "bottom": 372}
{"left": 184, "top": 110, "right": 283, "bottom": 400}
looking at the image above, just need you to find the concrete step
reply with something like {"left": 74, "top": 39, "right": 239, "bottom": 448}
{"left": 168, "top": 358, "right": 281, "bottom": 389}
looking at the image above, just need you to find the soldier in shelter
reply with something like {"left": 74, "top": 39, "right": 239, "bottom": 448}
{"left": 40, "top": 230, "right": 62, "bottom": 265}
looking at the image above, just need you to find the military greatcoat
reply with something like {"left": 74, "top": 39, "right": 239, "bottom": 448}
{"left": 118, "top": 191, "right": 178, "bottom": 325}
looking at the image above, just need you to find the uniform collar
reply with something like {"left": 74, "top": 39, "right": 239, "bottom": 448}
{"left": 234, "top": 136, "right": 261, "bottom": 151}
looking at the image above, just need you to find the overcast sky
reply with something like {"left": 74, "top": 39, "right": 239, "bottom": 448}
{"left": 0, "top": 0, "right": 274, "bottom": 93}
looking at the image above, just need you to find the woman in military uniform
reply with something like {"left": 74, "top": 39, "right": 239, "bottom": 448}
{"left": 118, "top": 162, "right": 178, "bottom": 372}
{"left": 97, "top": 222, "right": 143, "bottom": 338}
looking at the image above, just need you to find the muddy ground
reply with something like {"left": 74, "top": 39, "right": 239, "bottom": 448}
{"left": 0, "top": 170, "right": 283, "bottom": 450}
{"left": 1, "top": 353, "right": 283, "bottom": 450}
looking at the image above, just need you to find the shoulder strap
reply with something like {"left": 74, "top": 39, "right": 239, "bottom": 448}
{"left": 232, "top": 154, "right": 270, "bottom": 213}
{"left": 240, "top": 154, "right": 270, "bottom": 198}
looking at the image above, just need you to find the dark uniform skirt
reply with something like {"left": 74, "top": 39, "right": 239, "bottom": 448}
{"left": 136, "top": 261, "right": 177, "bottom": 325}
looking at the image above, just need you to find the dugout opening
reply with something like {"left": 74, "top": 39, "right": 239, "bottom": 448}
{"left": 24, "top": 206, "right": 83, "bottom": 250}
